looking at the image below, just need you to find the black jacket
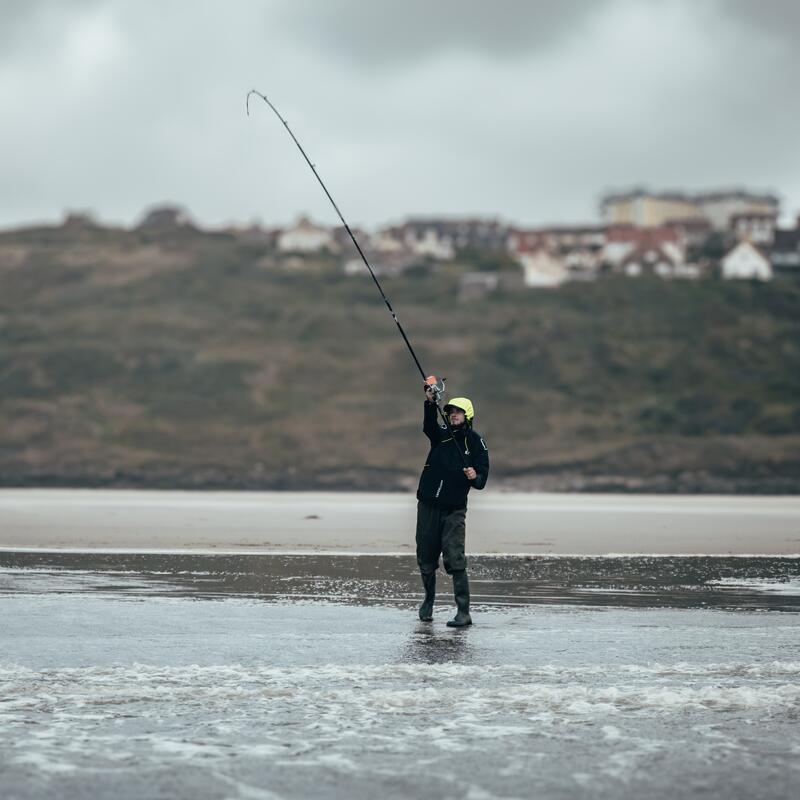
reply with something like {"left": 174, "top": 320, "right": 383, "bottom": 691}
{"left": 416, "top": 401, "right": 489, "bottom": 509}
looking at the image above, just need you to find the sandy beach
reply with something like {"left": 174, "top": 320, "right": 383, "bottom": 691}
{"left": 4, "top": 492, "right": 800, "bottom": 799}
{"left": 1, "top": 489, "right": 798, "bottom": 554}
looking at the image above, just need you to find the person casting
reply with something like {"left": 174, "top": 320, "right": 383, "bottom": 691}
{"left": 416, "top": 386, "right": 489, "bottom": 626}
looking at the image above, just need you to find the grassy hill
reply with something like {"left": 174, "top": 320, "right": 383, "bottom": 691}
{"left": 1, "top": 224, "right": 799, "bottom": 492}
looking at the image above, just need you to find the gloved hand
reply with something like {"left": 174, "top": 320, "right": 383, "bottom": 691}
{"left": 424, "top": 375, "right": 442, "bottom": 404}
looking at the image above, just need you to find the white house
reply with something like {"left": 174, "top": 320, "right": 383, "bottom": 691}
{"left": 721, "top": 240, "right": 773, "bottom": 281}
{"left": 395, "top": 224, "right": 455, "bottom": 260}
{"left": 619, "top": 242, "right": 686, "bottom": 278}
{"left": 277, "top": 216, "right": 338, "bottom": 254}
{"left": 696, "top": 191, "right": 779, "bottom": 232}
{"left": 730, "top": 212, "right": 777, "bottom": 246}
{"left": 370, "top": 229, "right": 406, "bottom": 253}
{"left": 518, "top": 248, "right": 569, "bottom": 288}
{"left": 602, "top": 239, "right": 636, "bottom": 268}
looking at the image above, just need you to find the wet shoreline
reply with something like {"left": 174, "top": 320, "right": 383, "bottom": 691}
{"left": 3, "top": 550, "right": 799, "bottom": 799}
{"left": 3, "top": 551, "right": 799, "bottom": 612}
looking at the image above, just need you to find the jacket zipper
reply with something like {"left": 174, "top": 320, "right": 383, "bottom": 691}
{"left": 435, "top": 480, "right": 443, "bottom": 498}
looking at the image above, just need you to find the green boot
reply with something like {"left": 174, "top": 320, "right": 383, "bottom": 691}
{"left": 418, "top": 571, "right": 436, "bottom": 622}
{"left": 446, "top": 570, "right": 472, "bottom": 627}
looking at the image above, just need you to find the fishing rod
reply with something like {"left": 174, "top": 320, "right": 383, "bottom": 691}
{"left": 246, "top": 89, "right": 470, "bottom": 469}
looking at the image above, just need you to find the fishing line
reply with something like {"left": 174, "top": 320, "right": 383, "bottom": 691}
{"left": 246, "top": 90, "right": 470, "bottom": 468}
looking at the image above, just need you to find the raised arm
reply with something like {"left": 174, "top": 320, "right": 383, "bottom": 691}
{"left": 423, "top": 399, "right": 445, "bottom": 444}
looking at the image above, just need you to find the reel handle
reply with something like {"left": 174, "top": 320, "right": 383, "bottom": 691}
{"left": 424, "top": 375, "right": 446, "bottom": 404}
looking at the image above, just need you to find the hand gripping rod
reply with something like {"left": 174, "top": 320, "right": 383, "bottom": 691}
{"left": 246, "top": 90, "right": 470, "bottom": 469}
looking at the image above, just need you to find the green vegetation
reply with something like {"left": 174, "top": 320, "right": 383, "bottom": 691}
{"left": 1, "top": 227, "right": 798, "bottom": 491}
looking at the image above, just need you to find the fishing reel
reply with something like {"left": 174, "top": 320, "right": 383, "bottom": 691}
{"left": 424, "top": 375, "right": 446, "bottom": 405}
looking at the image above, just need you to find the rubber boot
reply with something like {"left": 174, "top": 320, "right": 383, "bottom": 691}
{"left": 418, "top": 572, "right": 436, "bottom": 622}
{"left": 446, "top": 570, "right": 472, "bottom": 627}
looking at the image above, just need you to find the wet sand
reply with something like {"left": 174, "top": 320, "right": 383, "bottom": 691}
{"left": 2, "top": 552, "right": 799, "bottom": 800}
{"left": 3, "top": 550, "right": 800, "bottom": 611}
{"left": 1, "top": 489, "right": 799, "bottom": 554}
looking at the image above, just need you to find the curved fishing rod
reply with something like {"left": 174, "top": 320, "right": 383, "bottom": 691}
{"left": 246, "top": 89, "right": 470, "bottom": 469}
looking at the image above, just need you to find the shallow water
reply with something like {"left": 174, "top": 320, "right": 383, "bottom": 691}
{"left": 1, "top": 553, "right": 799, "bottom": 799}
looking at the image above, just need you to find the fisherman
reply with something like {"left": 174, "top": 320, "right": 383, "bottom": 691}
{"left": 416, "top": 383, "right": 489, "bottom": 626}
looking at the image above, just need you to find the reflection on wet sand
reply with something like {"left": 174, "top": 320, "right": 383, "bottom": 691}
{"left": 1, "top": 551, "right": 799, "bottom": 611}
{"left": 401, "top": 622, "right": 474, "bottom": 664}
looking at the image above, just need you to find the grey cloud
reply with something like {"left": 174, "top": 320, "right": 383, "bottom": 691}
{"left": 726, "top": 0, "right": 800, "bottom": 41}
{"left": 279, "top": 0, "right": 606, "bottom": 67}
{"left": 0, "top": 0, "right": 798, "bottom": 230}
{"left": 0, "top": 0, "right": 102, "bottom": 51}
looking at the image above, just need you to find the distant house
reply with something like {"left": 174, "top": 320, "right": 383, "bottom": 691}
{"left": 600, "top": 189, "right": 699, "bottom": 228}
{"left": 518, "top": 248, "right": 569, "bottom": 288}
{"left": 721, "top": 240, "right": 773, "bottom": 281}
{"left": 137, "top": 205, "right": 195, "bottom": 231}
{"left": 277, "top": 216, "right": 338, "bottom": 254}
{"left": 508, "top": 225, "right": 605, "bottom": 279}
{"left": 770, "top": 217, "right": 800, "bottom": 274}
{"left": 370, "top": 229, "right": 406, "bottom": 253}
{"left": 730, "top": 212, "right": 777, "bottom": 246}
{"left": 508, "top": 225, "right": 605, "bottom": 252}
{"left": 619, "top": 243, "right": 685, "bottom": 278}
{"left": 342, "top": 250, "right": 418, "bottom": 278}
{"left": 600, "top": 187, "right": 779, "bottom": 231}
{"left": 61, "top": 210, "right": 98, "bottom": 229}
{"left": 231, "top": 224, "right": 278, "bottom": 247}
{"left": 390, "top": 222, "right": 454, "bottom": 260}
{"left": 332, "top": 225, "right": 369, "bottom": 253}
{"left": 508, "top": 226, "right": 604, "bottom": 282}
{"left": 696, "top": 191, "right": 779, "bottom": 232}
{"left": 602, "top": 224, "right": 685, "bottom": 271}
{"left": 667, "top": 217, "right": 713, "bottom": 249}
{"left": 391, "top": 218, "right": 509, "bottom": 260}
{"left": 563, "top": 249, "right": 601, "bottom": 280}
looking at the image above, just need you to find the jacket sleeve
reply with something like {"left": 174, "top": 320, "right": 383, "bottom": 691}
{"left": 423, "top": 400, "right": 444, "bottom": 444}
{"left": 469, "top": 432, "right": 490, "bottom": 490}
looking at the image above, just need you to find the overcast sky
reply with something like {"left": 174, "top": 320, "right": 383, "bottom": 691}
{"left": 1, "top": 0, "right": 798, "bottom": 230}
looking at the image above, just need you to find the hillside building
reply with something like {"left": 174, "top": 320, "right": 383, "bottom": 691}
{"left": 508, "top": 225, "right": 605, "bottom": 252}
{"left": 61, "top": 210, "right": 98, "bottom": 229}
{"left": 618, "top": 242, "right": 697, "bottom": 278}
{"left": 602, "top": 225, "right": 686, "bottom": 270}
{"left": 730, "top": 212, "right": 778, "bottom": 246}
{"left": 277, "top": 216, "right": 338, "bottom": 254}
{"left": 229, "top": 224, "right": 277, "bottom": 247}
{"left": 508, "top": 225, "right": 605, "bottom": 280}
{"left": 388, "top": 218, "right": 509, "bottom": 260}
{"left": 518, "top": 248, "right": 569, "bottom": 288}
{"left": 600, "top": 188, "right": 779, "bottom": 232}
{"left": 696, "top": 191, "right": 779, "bottom": 232}
{"left": 770, "top": 217, "right": 800, "bottom": 274}
{"left": 137, "top": 205, "right": 195, "bottom": 231}
{"left": 342, "top": 250, "right": 418, "bottom": 278}
{"left": 600, "top": 190, "right": 697, "bottom": 229}
{"left": 721, "top": 240, "right": 773, "bottom": 281}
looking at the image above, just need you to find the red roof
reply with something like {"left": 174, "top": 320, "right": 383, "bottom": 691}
{"left": 605, "top": 224, "right": 681, "bottom": 245}
{"left": 620, "top": 242, "right": 680, "bottom": 267}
